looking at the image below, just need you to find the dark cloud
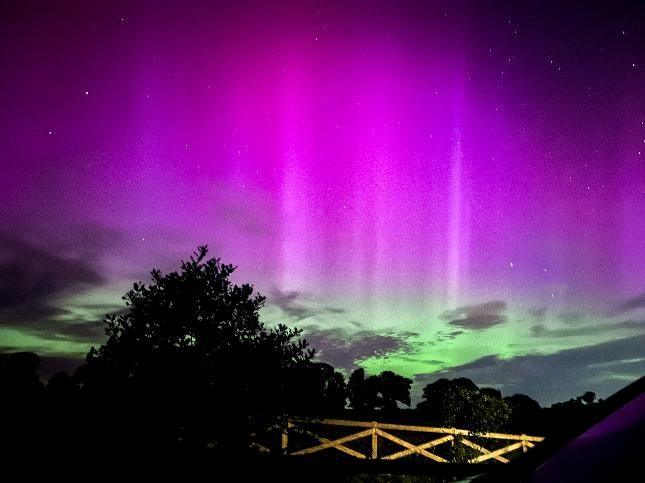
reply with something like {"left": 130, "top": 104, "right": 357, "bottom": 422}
{"left": 26, "top": 319, "right": 106, "bottom": 344}
{"left": 558, "top": 312, "right": 584, "bottom": 324}
{"left": 449, "top": 314, "right": 505, "bottom": 329}
{"left": 435, "top": 329, "right": 464, "bottom": 341}
{"left": 325, "top": 306, "right": 347, "bottom": 314}
{"left": 77, "top": 303, "right": 128, "bottom": 314}
{"left": 414, "top": 334, "right": 645, "bottom": 405}
{"left": 453, "top": 355, "right": 500, "bottom": 371}
{"left": 531, "top": 320, "right": 643, "bottom": 338}
{"left": 2, "top": 314, "right": 108, "bottom": 345}
{"left": 398, "top": 356, "right": 443, "bottom": 366}
{"left": 0, "top": 230, "right": 103, "bottom": 311}
{"left": 529, "top": 306, "right": 547, "bottom": 319}
{"left": 0, "top": 230, "right": 108, "bottom": 343}
{"left": 440, "top": 300, "right": 508, "bottom": 330}
{"left": 269, "top": 288, "right": 345, "bottom": 322}
{"left": 445, "top": 329, "right": 464, "bottom": 338}
{"left": 270, "top": 289, "right": 309, "bottom": 319}
{"left": 302, "top": 326, "right": 419, "bottom": 371}
{"left": 609, "top": 292, "right": 645, "bottom": 316}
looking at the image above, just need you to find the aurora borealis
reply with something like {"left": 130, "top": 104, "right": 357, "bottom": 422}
{"left": 1, "top": 1, "right": 644, "bottom": 405}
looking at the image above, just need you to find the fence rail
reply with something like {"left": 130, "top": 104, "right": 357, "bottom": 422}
{"left": 268, "top": 418, "right": 544, "bottom": 463}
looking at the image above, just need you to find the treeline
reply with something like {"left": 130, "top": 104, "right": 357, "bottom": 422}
{"left": 0, "top": 247, "right": 604, "bottom": 457}
{"left": 0, "top": 351, "right": 604, "bottom": 458}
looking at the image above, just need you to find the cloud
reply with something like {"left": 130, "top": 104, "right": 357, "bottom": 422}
{"left": 269, "top": 287, "right": 346, "bottom": 322}
{"left": 531, "top": 320, "right": 643, "bottom": 338}
{"left": 414, "top": 334, "right": 645, "bottom": 405}
{"left": 302, "top": 326, "right": 419, "bottom": 371}
{"left": 434, "top": 329, "right": 464, "bottom": 341}
{"left": 440, "top": 300, "right": 508, "bottom": 330}
{"left": 0, "top": 230, "right": 108, "bottom": 343}
{"left": 0, "top": 231, "right": 103, "bottom": 311}
{"left": 270, "top": 289, "right": 309, "bottom": 319}
{"left": 444, "top": 329, "right": 464, "bottom": 339}
{"left": 452, "top": 354, "right": 500, "bottom": 371}
{"left": 558, "top": 312, "right": 584, "bottom": 324}
{"left": 609, "top": 292, "right": 645, "bottom": 316}
{"left": 529, "top": 306, "right": 547, "bottom": 319}
{"left": 25, "top": 319, "right": 107, "bottom": 344}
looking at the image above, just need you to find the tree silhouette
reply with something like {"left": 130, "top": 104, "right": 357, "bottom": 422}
{"left": 0, "top": 352, "right": 45, "bottom": 452}
{"left": 285, "top": 362, "right": 347, "bottom": 416}
{"left": 504, "top": 393, "right": 542, "bottom": 433}
{"left": 347, "top": 368, "right": 412, "bottom": 416}
{"left": 379, "top": 370, "right": 413, "bottom": 414}
{"left": 417, "top": 378, "right": 477, "bottom": 427}
{"left": 542, "top": 390, "right": 602, "bottom": 438}
{"left": 76, "top": 246, "right": 314, "bottom": 453}
{"left": 347, "top": 367, "right": 364, "bottom": 411}
{"left": 417, "top": 378, "right": 511, "bottom": 462}
{"left": 417, "top": 377, "right": 510, "bottom": 432}
{"left": 417, "top": 378, "right": 510, "bottom": 432}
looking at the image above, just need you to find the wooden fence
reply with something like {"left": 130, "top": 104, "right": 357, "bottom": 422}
{"left": 256, "top": 418, "right": 544, "bottom": 463}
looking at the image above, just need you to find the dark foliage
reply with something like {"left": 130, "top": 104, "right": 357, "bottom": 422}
{"left": 74, "top": 246, "right": 316, "bottom": 453}
{"left": 541, "top": 391, "right": 603, "bottom": 438}
{"left": 504, "top": 393, "right": 542, "bottom": 434}
{"left": 416, "top": 378, "right": 511, "bottom": 462}
{"left": 347, "top": 368, "right": 413, "bottom": 417}
{"left": 0, "top": 352, "right": 45, "bottom": 451}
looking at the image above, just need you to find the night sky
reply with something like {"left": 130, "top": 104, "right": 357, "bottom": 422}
{"left": 1, "top": 1, "right": 644, "bottom": 405}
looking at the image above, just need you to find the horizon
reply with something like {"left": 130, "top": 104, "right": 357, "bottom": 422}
{"left": 1, "top": 0, "right": 644, "bottom": 407}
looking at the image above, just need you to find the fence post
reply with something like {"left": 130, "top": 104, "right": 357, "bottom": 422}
{"left": 371, "top": 421, "right": 378, "bottom": 459}
{"left": 281, "top": 420, "right": 289, "bottom": 455}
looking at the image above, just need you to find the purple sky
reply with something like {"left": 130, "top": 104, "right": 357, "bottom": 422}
{"left": 1, "top": 1, "right": 644, "bottom": 405}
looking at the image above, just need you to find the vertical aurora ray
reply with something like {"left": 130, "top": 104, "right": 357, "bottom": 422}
{"left": 445, "top": 62, "right": 470, "bottom": 307}
{"left": 279, "top": 57, "right": 312, "bottom": 293}
{"left": 447, "top": 131, "right": 464, "bottom": 306}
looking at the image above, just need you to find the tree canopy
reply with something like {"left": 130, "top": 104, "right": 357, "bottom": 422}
{"left": 77, "top": 246, "right": 314, "bottom": 451}
{"left": 416, "top": 377, "right": 511, "bottom": 433}
{"left": 347, "top": 368, "right": 413, "bottom": 416}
